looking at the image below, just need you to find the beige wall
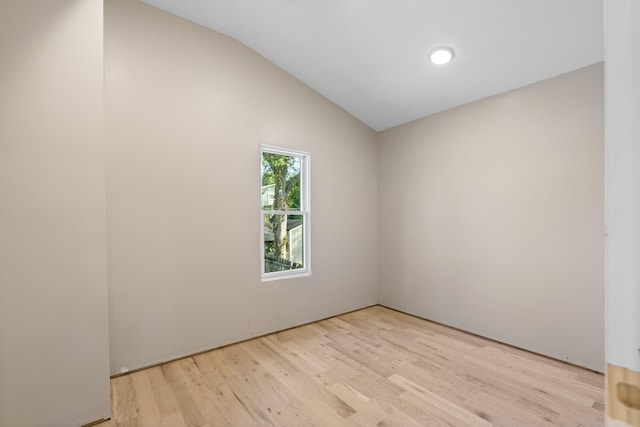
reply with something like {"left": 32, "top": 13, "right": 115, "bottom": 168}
{"left": 105, "top": 0, "right": 378, "bottom": 374}
{"left": 378, "top": 64, "right": 605, "bottom": 371}
{"left": 604, "top": 0, "right": 640, "bottom": 373}
{"left": 0, "top": 1, "right": 110, "bottom": 426}
{"left": 604, "top": 1, "right": 640, "bottom": 425}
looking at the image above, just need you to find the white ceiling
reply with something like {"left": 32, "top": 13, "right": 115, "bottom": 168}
{"left": 140, "top": 0, "right": 604, "bottom": 131}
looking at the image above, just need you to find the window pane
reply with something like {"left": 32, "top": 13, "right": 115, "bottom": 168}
{"left": 263, "top": 214, "right": 304, "bottom": 272}
{"left": 261, "top": 153, "right": 301, "bottom": 210}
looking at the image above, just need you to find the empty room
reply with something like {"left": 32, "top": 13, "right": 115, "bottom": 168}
{"left": 1, "top": 0, "right": 639, "bottom": 426}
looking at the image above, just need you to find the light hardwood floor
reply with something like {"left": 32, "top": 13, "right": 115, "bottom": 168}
{"left": 101, "top": 306, "right": 604, "bottom": 426}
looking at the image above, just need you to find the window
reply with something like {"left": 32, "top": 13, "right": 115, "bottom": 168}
{"left": 260, "top": 145, "right": 310, "bottom": 281}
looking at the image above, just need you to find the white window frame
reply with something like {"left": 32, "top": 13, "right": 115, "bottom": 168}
{"left": 260, "top": 145, "right": 311, "bottom": 281}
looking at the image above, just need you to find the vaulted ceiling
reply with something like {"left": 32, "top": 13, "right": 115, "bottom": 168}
{"left": 140, "top": 0, "right": 603, "bottom": 131}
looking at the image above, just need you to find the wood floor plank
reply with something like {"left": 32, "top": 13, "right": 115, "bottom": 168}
{"left": 101, "top": 306, "right": 604, "bottom": 426}
{"left": 111, "top": 375, "right": 139, "bottom": 426}
{"left": 130, "top": 371, "right": 162, "bottom": 427}
{"left": 159, "top": 412, "right": 187, "bottom": 427}
{"left": 389, "top": 373, "right": 493, "bottom": 427}
{"left": 146, "top": 366, "right": 181, "bottom": 419}
{"left": 159, "top": 362, "right": 212, "bottom": 427}
{"left": 242, "top": 341, "right": 357, "bottom": 420}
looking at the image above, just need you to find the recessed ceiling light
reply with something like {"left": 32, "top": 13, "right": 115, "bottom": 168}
{"left": 429, "top": 47, "right": 455, "bottom": 65}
